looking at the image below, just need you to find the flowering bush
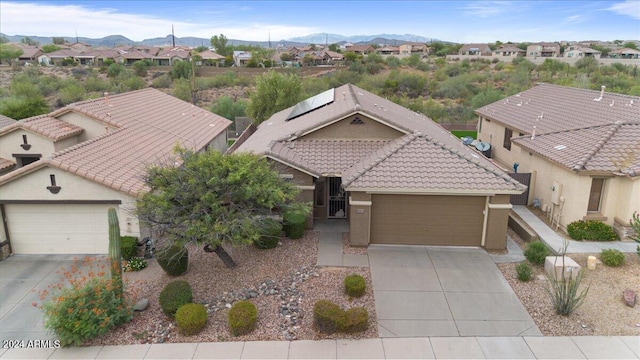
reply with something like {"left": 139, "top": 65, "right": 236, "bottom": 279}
{"left": 35, "top": 257, "right": 136, "bottom": 347}
{"left": 123, "top": 257, "right": 147, "bottom": 272}
{"left": 566, "top": 220, "right": 618, "bottom": 241}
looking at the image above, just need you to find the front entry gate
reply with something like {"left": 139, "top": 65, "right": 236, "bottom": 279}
{"left": 508, "top": 172, "right": 531, "bottom": 205}
{"left": 328, "top": 177, "right": 347, "bottom": 218}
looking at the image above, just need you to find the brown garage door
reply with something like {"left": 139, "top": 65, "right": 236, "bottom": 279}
{"left": 370, "top": 195, "right": 485, "bottom": 246}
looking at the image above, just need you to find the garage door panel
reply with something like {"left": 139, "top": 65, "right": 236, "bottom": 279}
{"left": 370, "top": 195, "right": 484, "bottom": 246}
{"left": 6, "top": 204, "right": 112, "bottom": 254}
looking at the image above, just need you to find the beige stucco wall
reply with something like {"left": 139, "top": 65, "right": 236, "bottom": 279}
{"left": 54, "top": 136, "right": 80, "bottom": 152}
{"left": 485, "top": 195, "right": 511, "bottom": 250}
{"left": 348, "top": 192, "right": 371, "bottom": 247}
{"left": 268, "top": 160, "right": 315, "bottom": 228}
{"left": 0, "top": 130, "right": 55, "bottom": 164}
{"left": 205, "top": 132, "right": 228, "bottom": 153}
{"left": 476, "top": 116, "right": 525, "bottom": 169}
{"left": 515, "top": 147, "right": 639, "bottom": 229}
{"left": 0, "top": 166, "right": 140, "bottom": 240}
{"left": 57, "top": 112, "right": 118, "bottom": 142}
{"left": 300, "top": 114, "right": 404, "bottom": 141}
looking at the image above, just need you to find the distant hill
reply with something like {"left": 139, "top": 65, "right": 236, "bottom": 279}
{"left": 1, "top": 32, "right": 444, "bottom": 49}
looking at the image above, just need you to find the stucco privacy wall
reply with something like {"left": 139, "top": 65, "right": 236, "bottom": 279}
{"left": 299, "top": 114, "right": 404, "bottom": 140}
{"left": 348, "top": 192, "right": 371, "bottom": 247}
{"left": 485, "top": 194, "right": 511, "bottom": 250}
{"left": 0, "top": 166, "right": 140, "bottom": 244}
{"left": 269, "top": 161, "right": 315, "bottom": 229}
{"left": 57, "top": 112, "right": 118, "bottom": 142}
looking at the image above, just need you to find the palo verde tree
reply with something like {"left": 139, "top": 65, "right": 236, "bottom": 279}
{"left": 136, "top": 148, "right": 304, "bottom": 268}
{"left": 247, "top": 70, "right": 303, "bottom": 124}
{"left": 210, "top": 34, "right": 231, "bottom": 57}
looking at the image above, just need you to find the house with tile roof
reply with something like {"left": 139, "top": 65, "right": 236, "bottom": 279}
{"left": 475, "top": 84, "right": 640, "bottom": 238}
{"left": 0, "top": 89, "right": 231, "bottom": 254}
{"left": 458, "top": 43, "right": 492, "bottom": 56}
{"left": 234, "top": 84, "right": 526, "bottom": 250}
{"left": 526, "top": 43, "right": 561, "bottom": 58}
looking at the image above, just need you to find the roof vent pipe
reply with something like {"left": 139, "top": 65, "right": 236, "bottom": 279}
{"left": 104, "top": 92, "right": 110, "bottom": 104}
{"left": 531, "top": 125, "right": 536, "bottom": 140}
{"left": 594, "top": 86, "right": 605, "bottom": 101}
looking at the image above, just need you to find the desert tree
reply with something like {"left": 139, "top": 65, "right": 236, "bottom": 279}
{"left": 136, "top": 148, "right": 305, "bottom": 268}
{"left": 247, "top": 70, "right": 303, "bottom": 124}
{"left": 0, "top": 44, "right": 23, "bottom": 65}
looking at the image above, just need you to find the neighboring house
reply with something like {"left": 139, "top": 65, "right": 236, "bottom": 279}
{"left": 115, "top": 50, "right": 154, "bottom": 65}
{"left": 324, "top": 51, "right": 344, "bottom": 61}
{"left": 526, "top": 42, "right": 561, "bottom": 58}
{"left": 608, "top": 48, "right": 640, "bottom": 59}
{"left": 376, "top": 46, "right": 400, "bottom": 55}
{"left": 40, "top": 49, "right": 78, "bottom": 65}
{"left": 399, "top": 42, "right": 428, "bottom": 55}
{"left": 475, "top": 84, "right": 640, "bottom": 237}
{"left": 493, "top": 46, "right": 525, "bottom": 57}
{"left": 565, "top": 47, "right": 601, "bottom": 58}
{"left": 458, "top": 43, "right": 492, "bottom": 56}
{"left": 74, "top": 49, "right": 120, "bottom": 66}
{"left": 195, "top": 50, "right": 225, "bottom": 66}
{"left": 0, "top": 89, "right": 231, "bottom": 254}
{"left": 344, "top": 45, "right": 374, "bottom": 55}
{"left": 153, "top": 47, "right": 191, "bottom": 66}
{"left": 233, "top": 51, "right": 252, "bottom": 66}
{"left": 0, "top": 115, "right": 16, "bottom": 128}
{"left": 234, "top": 84, "right": 525, "bottom": 250}
{"left": 16, "top": 45, "right": 43, "bottom": 64}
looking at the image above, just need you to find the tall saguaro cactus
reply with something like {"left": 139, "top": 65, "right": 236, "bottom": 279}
{"left": 108, "top": 208, "right": 123, "bottom": 298}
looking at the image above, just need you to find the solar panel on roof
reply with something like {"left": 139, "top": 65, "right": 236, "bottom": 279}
{"left": 286, "top": 89, "right": 334, "bottom": 121}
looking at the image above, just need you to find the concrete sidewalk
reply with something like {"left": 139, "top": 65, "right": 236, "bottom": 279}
{"left": 2, "top": 336, "right": 638, "bottom": 359}
{"left": 513, "top": 206, "right": 639, "bottom": 254}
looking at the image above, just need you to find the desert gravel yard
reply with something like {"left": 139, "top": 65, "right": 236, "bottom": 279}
{"left": 499, "top": 231, "right": 640, "bottom": 336}
{"left": 85, "top": 231, "right": 377, "bottom": 346}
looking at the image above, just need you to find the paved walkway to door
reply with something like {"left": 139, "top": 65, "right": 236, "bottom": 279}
{"left": 368, "top": 245, "right": 542, "bottom": 337}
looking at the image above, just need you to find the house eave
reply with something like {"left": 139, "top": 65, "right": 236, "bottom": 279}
{"left": 343, "top": 187, "right": 524, "bottom": 196}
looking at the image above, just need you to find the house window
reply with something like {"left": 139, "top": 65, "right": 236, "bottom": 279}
{"left": 279, "top": 174, "right": 294, "bottom": 183}
{"left": 587, "top": 178, "right": 605, "bottom": 212}
{"left": 503, "top": 128, "right": 513, "bottom": 150}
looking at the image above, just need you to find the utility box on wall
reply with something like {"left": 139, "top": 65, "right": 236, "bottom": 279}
{"left": 551, "top": 181, "right": 563, "bottom": 205}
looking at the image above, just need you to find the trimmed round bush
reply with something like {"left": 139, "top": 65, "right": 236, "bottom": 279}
{"left": 600, "top": 249, "right": 625, "bottom": 267}
{"left": 121, "top": 236, "right": 138, "bottom": 260}
{"left": 567, "top": 220, "right": 618, "bottom": 241}
{"left": 340, "top": 307, "right": 369, "bottom": 333}
{"left": 254, "top": 218, "right": 282, "bottom": 249}
{"left": 516, "top": 262, "right": 533, "bottom": 282}
{"left": 313, "top": 300, "right": 343, "bottom": 334}
{"left": 176, "top": 303, "right": 208, "bottom": 335}
{"left": 524, "top": 240, "right": 551, "bottom": 265}
{"left": 228, "top": 301, "right": 257, "bottom": 336}
{"left": 283, "top": 210, "right": 307, "bottom": 239}
{"left": 344, "top": 274, "right": 366, "bottom": 298}
{"left": 159, "top": 280, "right": 193, "bottom": 317}
{"left": 157, "top": 243, "right": 189, "bottom": 276}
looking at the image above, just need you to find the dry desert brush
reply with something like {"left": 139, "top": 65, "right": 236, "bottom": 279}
{"left": 544, "top": 242, "right": 589, "bottom": 316}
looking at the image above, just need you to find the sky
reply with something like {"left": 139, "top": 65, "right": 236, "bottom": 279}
{"left": 1, "top": 1, "right": 639, "bottom": 43}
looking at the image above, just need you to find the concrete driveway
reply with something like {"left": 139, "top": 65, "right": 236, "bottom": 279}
{"left": 369, "top": 245, "right": 542, "bottom": 337}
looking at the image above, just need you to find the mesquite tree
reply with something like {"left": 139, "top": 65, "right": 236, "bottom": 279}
{"left": 137, "top": 148, "right": 303, "bottom": 268}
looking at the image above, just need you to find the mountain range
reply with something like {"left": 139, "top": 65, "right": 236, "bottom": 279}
{"left": 0, "top": 32, "right": 443, "bottom": 48}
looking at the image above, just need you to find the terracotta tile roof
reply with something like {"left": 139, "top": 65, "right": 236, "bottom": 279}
{"left": 117, "top": 50, "right": 153, "bottom": 60}
{"left": 17, "top": 46, "right": 42, "bottom": 58}
{"left": 513, "top": 121, "right": 640, "bottom": 177}
{"left": 0, "top": 88, "right": 231, "bottom": 196}
{"left": 197, "top": 50, "right": 225, "bottom": 60}
{"left": 0, "top": 157, "right": 16, "bottom": 172}
{"left": 476, "top": 83, "right": 640, "bottom": 135}
{"left": 266, "top": 139, "right": 390, "bottom": 177}
{"left": 0, "top": 115, "right": 83, "bottom": 141}
{"left": 236, "top": 84, "right": 463, "bottom": 155}
{"left": 342, "top": 133, "right": 526, "bottom": 193}
{"left": 495, "top": 46, "right": 525, "bottom": 53}
{"left": 0, "top": 115, "right": 16, "bottom": 129}
{"left": 45, "top": 49, "right": 78, "bottom": 58}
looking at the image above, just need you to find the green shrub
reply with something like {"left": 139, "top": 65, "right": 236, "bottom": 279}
{"left": 283, "top": 209, "right": 307, "bottom": 239}
{"left": 340, "top": 307, "right": 369, "bottom": 333}
{"left": 253, "top": 218, "right": 282, "bottom": 249}
{"left": 600, "top": 249, "right": 625, "bottom": 267}
{"left": 344, "top": 274, "right": 366, "bottom": 298}
{"left": 228, "top": 300, "right": 257, "bottom": 336}
{"left": 124, "top": 257, "right": 147, "bottom": 272}
{"left": 151, "top": 74, "right": 173, "bottom": 88}
{"left": 159, "top": 280, "right": 193, "bottom": 317}
{"left": 176, "top": 303, "right": 208, "bottom": 335}
{"left": 524, "top": 241, "right": 551, "bottom": 265}
{"left": 313, "top": 300, "right": 343, "bottom": 334}
{"left": 313, "top": 300, "right": 369, "bottom": 334}
{"left": 516, "top": 262, "right": 533, "bottom": 282}
{"left": 39, "top": 257, "right": 133, "bottom": 347}
{"left": 156, "top": 243, "right": 189, "bottom": 276}
{"left": 566, "top": 220, "right": 618, "bottom": 241}
{"left": 121, "top": 236, "right": 138, "bottom": 260}
{"left": 545, "top": 269, "right": 589, "bottom": 316}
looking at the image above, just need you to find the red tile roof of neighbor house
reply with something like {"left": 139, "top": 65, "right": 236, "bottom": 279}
{"left": 475, "top": 83, "right": 640, "bottom": 135}
{"left": 0, "top": 88, "right": 231, "bottom": 196}
{"left": 342, "top": 133, "right": 525, "bottom": 193}
{"left": 237, "top": 84, "right": 525, "bottom": 194}
{"left": 513, "top": 121, "right": 640, "bottom": 177}
{"left": 0, "top": 115, "right": 83, "bottom": 141}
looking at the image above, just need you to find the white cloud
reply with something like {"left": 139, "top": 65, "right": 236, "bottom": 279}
{"left": 565, "top": 14, "right": 586, "bottom": 23}
{"left": 605, "top": 0, "right": 640, "bottom": 20}
{"left": 462, "top": 1, "right": 514, "bottom": 18}
{"left": 0, "top": 2, "right": 315, "bottom": 41}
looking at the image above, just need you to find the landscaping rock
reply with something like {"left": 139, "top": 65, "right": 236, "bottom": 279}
{"left": 133, "top": 298, "right": 149, "bottom": 312}
{"left": 623, "top": 289, "right": 637, "bottom": 307}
